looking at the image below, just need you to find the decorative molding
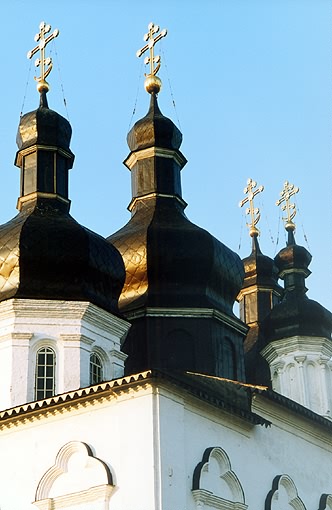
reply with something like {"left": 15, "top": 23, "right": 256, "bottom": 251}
{"left": 0, "top": 332, "right": 33, "bottom": 345}
{"left": 125, "top": 307, "right": 247, "bottom": 334}
{"left": 35, "top": 441, "right": 113, "bottom": 501}
{"left": 124, "top": 145, "right": 187, "bottom": 169}
{"left": 192, "top": 490, "right": 247, "bottom": 510}
{"left": 128, "top": 192, "right": 187, "bottom": 212}
{"left": 192, "top": 446, "right": 246, "bottom": 510}
{"left": 60, "top": 334, "right": 94, "bottom": 346}
{"left": 0, "top": 371, "right": 152, "bottom": 428}
{"left": 319, "top": 494, "right": 332, "bottom": 510}
{"left": 0, "top": 299, "right": 129, "bottom": 338}
{"left": 33, "top": 484, "right": 114, "bottom": 510}
{"left": 262, "top": 336, "right": 332, "bottom": 364}
{"left": 265, "top": 475, "right": 306, "bottom": 510}
{"left": 110, "top": 349, "right": 128, "bottom": 362}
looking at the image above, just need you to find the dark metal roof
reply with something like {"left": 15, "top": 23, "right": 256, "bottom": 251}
{"left": 250, "top": 386, "right": 332, "bottom": 433}
{"left": 108, "top": 94, "right": 247, "bottom": 377}
{"left": 0, "top": 198, "right": 125, "bottom": 314}
{"left": 0, "top": 370, "right": 269, "bottom": 428}
{"left": 0, "top": 93, "right": 126, "bottom": 314}
{"left": 2, "top": 368, "right": 332, "bottom": 433}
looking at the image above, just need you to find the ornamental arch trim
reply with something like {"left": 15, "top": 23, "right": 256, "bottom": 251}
{"left": 319, "top": 494, "right": 332, "bottom": 510}
{"left": 265, "top": 474, "right": 306, "bottom": 510}
{"left": 192, "top": 446, "right": 247, "bottom": 510}
{"left": 35, "top": 441, "right": 113, "bottom": 502}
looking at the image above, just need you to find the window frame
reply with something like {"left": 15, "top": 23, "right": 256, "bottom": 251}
{"left": 89, "top": 352, "right": 104, "bottom": 385}
{"left": 35, "top": 346, "right": 56, "bottom": 400}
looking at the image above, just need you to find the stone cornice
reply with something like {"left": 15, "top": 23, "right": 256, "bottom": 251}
{"left": 0, "top": 370, "right": 267, "bottom": 430}
{"left": 261, "top": 335, "right": 332, "bottom": 364}
{"left": 124, "top": 306, "right": 248, "bottom": 335}
{"left": 124, "top": 145, "right": 187, "bottom": 170}
{"left": 0, "top": 372, "right": 152, "bottom": 428}
{"left": 0, "top": 299, "right": 130, "bottom": 339}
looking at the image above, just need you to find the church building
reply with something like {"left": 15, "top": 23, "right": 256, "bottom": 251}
{"left": 0, "top": 21, "right": 331, "bottom": 510}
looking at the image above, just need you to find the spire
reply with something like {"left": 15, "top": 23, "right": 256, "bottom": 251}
{"left": 275, "top": 181, "right": 310, "bottom": 298}
{"left": 261, "top": 184, "right": 332, "bottom": 415}
{"left": 27, "top": 21, "right": 59, "bottom": 94}
{"left": 263, "top": 181, "right": 332, "bottom": 341}
{"left": 239, "top": 178, "right": 264, "bottom": 238}
{"left": 0, "top": 21, "right": 125, "bottom": 313}
{"left": 136, "top": 22, "right": 167, "bottom": 94}
{"left": 238, "top": 179, "right": 282, "bottom": 385}
{"left": 108, "top": 24, "right": 247, "bottom": 379}
{"left": 15, "top": 22, "right": 74, "bottom": 212}
{"left": 276, "top": 180, "right": 299, "bottom": 246}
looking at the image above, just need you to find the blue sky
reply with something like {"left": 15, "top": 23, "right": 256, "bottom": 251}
{"left": 1, "top": 0, "right": 331, "bottom": 311}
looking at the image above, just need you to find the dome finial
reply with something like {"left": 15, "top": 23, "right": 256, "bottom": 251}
{"left": 276, "top": 180, "right": 299, "bottom": 233}
{"left": 239, "top": 178, "right": 264, "bottom": 238}
{"left": 136, "top": 22, "right": 167, "bottom": 94}
{"left": 27, "top": 21, "right": 59, "bottom": 95}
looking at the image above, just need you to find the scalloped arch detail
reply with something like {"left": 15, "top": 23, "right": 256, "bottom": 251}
{"left": 265, "top": 475, "right": 306, "bottom": 510}
{"left": 319, "top": 494, "right": 332, "bottom": 510}
{"left": 192, "top": 446, "right": 246, "bottom": 510}
{"left": 35, "top": 441, "right": 113, "bottom": 501}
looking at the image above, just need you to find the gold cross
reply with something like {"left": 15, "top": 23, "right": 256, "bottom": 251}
{"left": 239, "top": 178, "right": 264, "bottom": 237}
{"left": 136, "top": 22, "right": 167, "bottom": 78}
{"left": 27, "top": 21, "right": 59, "bottom": 93}
{"left": 276, "top": 181, "right": 299, "bottom": 231}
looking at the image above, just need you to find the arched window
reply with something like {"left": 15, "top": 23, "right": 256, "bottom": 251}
{"left": 35, "top": 347, "right": 56, "bottom": 400}
{"left": 90, "top": 353, "right": 103, "bottom": 385}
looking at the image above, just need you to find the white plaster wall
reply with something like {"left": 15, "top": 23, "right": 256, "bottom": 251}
{"left": 0, "top": 387, "right": 156, "bottom": 510}
{"left": 1, "top": 383, "right": 332, "bottom": 510}
{"left": 0, "top": 299, "right": 129, "bottom": 409}
{"left": 156, "top": 386, "right": 332, "bottom": 510}
{"left": 262, "top": 335, "right": 332, "bottom": 418}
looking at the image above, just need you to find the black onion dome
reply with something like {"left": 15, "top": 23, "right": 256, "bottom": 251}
{"left": 239, "top": 235, "right": 283, "bottom": 386}
{"left": 264, "top": 230, "right": 332, "bottom": 341}
{"left": 242, "top": 235, "right": 280, "bottom": 288}
{"left": 275, "top": 242, "right": 312, "bottom": 275}
{"left": 16, "top": 93, "right": 73, "bottom": 154}
{"left": 110, "top": 94, "right": 244, "bottom": 316}
{"left": 110, "top": 197, "right": 244, "bottom": 315}
{"left": 0, "top": 200, "right": 125, "bottom": 313}
{"left": 108, "top": 94, "right": 247, "bottom": 378}
{"left": 0, "top": 92, "right": 125, "bottom": 314}
{"left": 127, "top": 93, "right": 182, "bottom": 151}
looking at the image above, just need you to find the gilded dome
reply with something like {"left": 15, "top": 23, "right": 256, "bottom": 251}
{"left": 0, "top": 92, "right": 125, "bottom": 314}
{"left": 108, "top": 94, "right": 247, "bottom": 377}
{"left": 264, "top": 231, "right": 332, "bottom": 340}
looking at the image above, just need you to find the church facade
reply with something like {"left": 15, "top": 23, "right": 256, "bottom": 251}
{"left": 0, "top": 21, "right": 331, "bottom": 510}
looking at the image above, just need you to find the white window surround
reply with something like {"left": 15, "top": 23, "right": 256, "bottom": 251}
{"left": 34, "top": 441, "right": 114, "bottom": 510}
{"left": 192, "top": 446, "right": 247, "bottom": 510}
{"left": 90, "top": 351, "right": 104, "bottom": 385}
{"left": 35, "top": 346, "right": 56, "bottom": 400}
{"left": 265, "top": 474, "right": 306, "bottom": 510}
{"left": 320, "top": 494, "right": 332, "bottom": 510}
{"left": 29, "top": 337, "right": 59, "bottom": 403}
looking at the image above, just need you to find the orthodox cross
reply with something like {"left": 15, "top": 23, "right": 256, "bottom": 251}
{"left": 27, "top": 21, "right": 59, "bottom": 91}
{"left": 276, "top": 181, "right": 299, "bottom": 231}
{"left": 239, "top": 178, "right": 264, "bottom": 237}
{"left": 136, "top": 22, "right": 167, "bottom": 77}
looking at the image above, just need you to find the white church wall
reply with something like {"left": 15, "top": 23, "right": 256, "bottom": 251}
{"left": 0, "top": 299, "right": 129, "bottom": 410}
{"left": 261, "top": 335, "right": 332, "bottom": 418}
{"left": 0, "top": 381, "right": 332, "bottom": 510}
{"left": 0, "top": 384, "right": 156, "bottom": 510}
{"left": 156, "top": 384, "right": 332, "bottom": 510}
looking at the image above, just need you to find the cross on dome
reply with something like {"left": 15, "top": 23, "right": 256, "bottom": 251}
{"left": 276, "top": 181, "right": 299, "bottom": 232}
{"left": 27, "top": 21, "right": 59, "bottom": 93}
{"left": 136, "top": 22, "right": 167, "bottom": 94}
{"left": 239, "top": 178, "right": 264, "bottom": 237}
